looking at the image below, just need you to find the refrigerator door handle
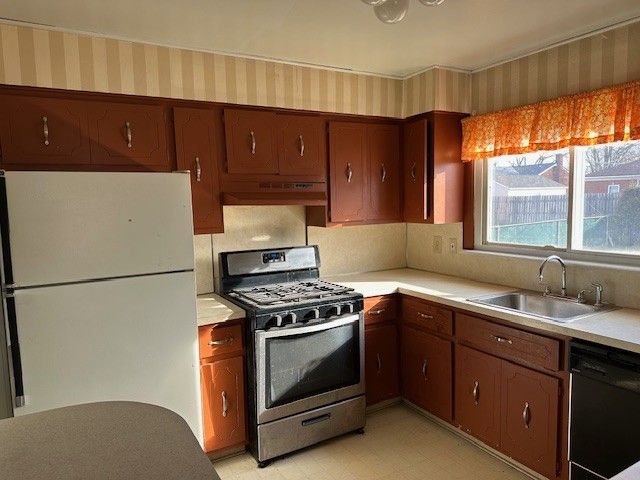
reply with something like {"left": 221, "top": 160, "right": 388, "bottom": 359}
{"left": 3, "top": 290, "right": 25, "bottom": 408}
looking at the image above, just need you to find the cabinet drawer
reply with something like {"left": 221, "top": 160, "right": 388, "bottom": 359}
{"left": 457, "top": 313, "right": 560, "bottom": 371}
{"left": 401, "top": 296, "right": 453, "bottom": 336}
{"left": 364, "top": 296, "right": 397, "bottom": 326}
{"left": 199, "top": 323, "right": 243, "bottom": 359}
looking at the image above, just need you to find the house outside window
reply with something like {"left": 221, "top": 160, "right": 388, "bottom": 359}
{"left": 481, "top": 140, "right": 640, "bottom": 260}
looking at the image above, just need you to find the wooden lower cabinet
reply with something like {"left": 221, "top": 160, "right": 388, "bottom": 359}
{"left": 455, "top": 345, "right": 502, "bottom": 449}
{"left": 401, "top": 325, "right": 452, "bottom": 422}
{"left": 501, "top": 361, "right": 559, "bottom": 479}
{"left": 365, "top": 324, "right": 399, "bottom": 405}
{"left": 200, "top": 355, "right": 246, "bottom": 454}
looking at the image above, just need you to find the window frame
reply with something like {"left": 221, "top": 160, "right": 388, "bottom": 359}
{"left": 474, "top": 145, "right": 640, "bottom": 268}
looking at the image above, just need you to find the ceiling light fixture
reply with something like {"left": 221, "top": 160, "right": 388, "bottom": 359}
{"left": 361, "top": 0, "right": 445, "bottom": 24}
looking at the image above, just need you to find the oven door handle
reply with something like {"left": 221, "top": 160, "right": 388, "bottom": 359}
{"left": 257, "top": 314, "right": 361, "bottom": 339}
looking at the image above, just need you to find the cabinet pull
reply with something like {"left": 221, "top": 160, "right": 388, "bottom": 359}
{"left": 298, "top": 134, "right": 305, "bottom": 157}
{"left": 125, "top": 121, "right": 132, "bottom": 148}
{"left": 491, "top": 335, "right": 513, "bottom": 345}
{"left": 522, "top": 402, "right": 530, "bottom": 428}
{"left": 195, "top": 156, "right": 202, "bottom": 182}
{"left": 417, "top": 312, "right": 434, "bottom": 320}
{"left": 369, "top": 308, "right": 386, "bottom": 316}
{"left": 222, "top": 391, "right": 228, "bottom": 418}
{"left": 42, "top": 116, "right": 49, "bottom": 146}
{"left": 346, "top": 162, "right": 353, "bottom": 183}
{"left": 376, "top": 353, "right": 382, "bottom": 374}
{"left": 472, "top": 380, "right": 480, "bottom": 405}
{"left": 411, "top": 162, "right": 416, "bottom": 181}
{"left": 250, "top": 130, "right": 256, "bottom": 154}
{"left": 421, "top": 359, "right": 428, "bottom": 379}
{"left": 381, "top": 163, "right": 387, "bottom": 183}
{"left": 208, "top": 336, "right": 234, "bottom": 346}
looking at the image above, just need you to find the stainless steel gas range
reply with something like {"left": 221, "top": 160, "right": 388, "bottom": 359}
{"left": 219, "top": 245, "right": 366, "bottom": 467}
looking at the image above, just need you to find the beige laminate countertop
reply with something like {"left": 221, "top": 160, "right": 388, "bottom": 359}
{"left": 326, "top": 268, "right": 640, "bottom": 354}
{"left": 196, "top": 293, "right": 245, "bottom": 327}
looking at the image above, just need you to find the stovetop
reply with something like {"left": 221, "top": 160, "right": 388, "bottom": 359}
{"left": 228, "top": 280, "right": 354, "bottom": 307}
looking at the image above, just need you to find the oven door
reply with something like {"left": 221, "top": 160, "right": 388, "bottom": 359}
{"left": 255, "top": 313, "right": 364, "bottom": 424}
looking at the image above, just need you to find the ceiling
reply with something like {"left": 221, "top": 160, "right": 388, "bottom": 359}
{"left": 2, "top": 0, "right": 640, "bottom": 77}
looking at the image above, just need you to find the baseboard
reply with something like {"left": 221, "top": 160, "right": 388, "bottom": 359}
{"left": 365, "top": 397, "right": 402, "bottom": 414}
{"left": 400, "top": 400, "right": 546, "bottom": 480}
{"left": 206, "top": 443, "right": 246, "bottom": 462}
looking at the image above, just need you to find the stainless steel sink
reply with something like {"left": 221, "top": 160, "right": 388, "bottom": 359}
{"left": 468, "top": 291, "right": 617, "bottom": 323}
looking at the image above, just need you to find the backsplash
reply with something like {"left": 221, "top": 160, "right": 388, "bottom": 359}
{"left": 406, "top": 222, "right": 640, "bottom": 310}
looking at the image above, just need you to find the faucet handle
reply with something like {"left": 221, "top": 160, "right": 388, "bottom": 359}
{"left": 590, "top": 283, "right": 604, "bottom": 307}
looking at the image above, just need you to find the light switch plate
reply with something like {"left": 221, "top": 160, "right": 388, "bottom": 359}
{"left": 448, "top": 237, "right": 458, "bottom": 254}
{"left": 433, "top": 236, "right": 443, "bottom": 254}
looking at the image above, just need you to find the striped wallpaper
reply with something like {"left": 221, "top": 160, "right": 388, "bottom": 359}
{"left": 403, "top": 67, "right": 471, "bottom": 117}
{"left": 471, "top": 21, "right": 640, "bottom": 114}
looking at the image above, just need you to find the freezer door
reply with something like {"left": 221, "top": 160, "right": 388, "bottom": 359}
{"left": 11, "top": 271, "right": 202, "bottom": 441}
{"left": 3, "top": 171, "right": 194, "bottom": 287}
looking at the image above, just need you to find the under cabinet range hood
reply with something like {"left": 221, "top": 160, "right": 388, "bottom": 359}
{"left": 221, "top": 180, "right": 327, "bottom": 206}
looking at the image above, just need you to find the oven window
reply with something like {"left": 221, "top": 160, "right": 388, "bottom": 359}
{"left": 265, "top": 322, "right": 360, "bottom": 408}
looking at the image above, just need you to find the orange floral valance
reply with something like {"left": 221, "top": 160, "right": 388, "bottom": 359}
{"left": 461, "top": 80, "right": 640, "bottom": 161}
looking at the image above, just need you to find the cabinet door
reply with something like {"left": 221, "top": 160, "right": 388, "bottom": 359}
{"left": 173, "top": 107, "right": 223, "bottom": 234}
{"left": 403, "top": 118, "right": 428, "bottom": 222}
{"left": 200, "top": 356, "right": 246, "bottom": 453}
{"left": 365, "top": 325, "right": 399, "bottom": 406}
{"left": 224, "top": 109, "right": 277, "bottom": 174}
{"left": 401, "top": 326, "right": 452, "bottom": 421}
{"left": 328, "top": 122, "right": 367, "bottom": 222}
{"left": 368, "top": 124, "right": 400, "bottom": 221}
{"left": 500, "top": 361, "right": 559, "bottom": 479}
{"left": 455, "top": 345, "right": 502, "bottom": 449}
{"left": 87, "top": 102, "right": 169, "bottom": 170}
{"left": 0, "top": 95, "right": 91, "bottom": 166}
{"left": 277, "top": 114, "right": 325, "bottom": 177}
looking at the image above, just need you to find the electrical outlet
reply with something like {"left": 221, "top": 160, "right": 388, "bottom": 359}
{"left": 433, "top": 236, "right": 443, "bottom": 254}
{"left": 448, "top": 237, "right": 458, "bottom": 254}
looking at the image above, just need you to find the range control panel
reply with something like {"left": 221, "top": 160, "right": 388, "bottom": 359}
{"left": 262, "top": 251, "right": 286, "bottom": 264}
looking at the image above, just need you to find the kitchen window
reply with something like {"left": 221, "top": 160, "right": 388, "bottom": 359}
{"left": 481, "top": 140, "right": 640, "bottom": 260}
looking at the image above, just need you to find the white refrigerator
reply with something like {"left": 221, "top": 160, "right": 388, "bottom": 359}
{"left": 0, "top": 171, "right": 202, "bottom": 441}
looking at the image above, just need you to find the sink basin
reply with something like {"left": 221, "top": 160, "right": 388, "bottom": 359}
{"left": 468, "top": 291, "right": 617, "bottom": 323}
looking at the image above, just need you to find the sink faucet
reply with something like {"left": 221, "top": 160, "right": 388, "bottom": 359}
{"left": 538, "top": 255, "right": 567, "bottom": 297}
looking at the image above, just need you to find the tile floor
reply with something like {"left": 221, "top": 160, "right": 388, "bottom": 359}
{"left": 213, "top": 404, "right": 532, "bottom": 480}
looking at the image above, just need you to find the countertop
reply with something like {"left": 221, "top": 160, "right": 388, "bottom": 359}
{"left": 326, "top": 268, "right": 640, "bottom": 354}
{"left": 196, "top": 293, "right": 245, "bottom": 327}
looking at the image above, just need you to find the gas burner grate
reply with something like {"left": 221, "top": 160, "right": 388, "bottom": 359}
{"left": 230, "top": 280, "right": 353, "bottom": 306}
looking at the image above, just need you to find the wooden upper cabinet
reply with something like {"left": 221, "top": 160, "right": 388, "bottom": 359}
{"left": 0, "top": 95, "right": 91, "bottom": 166}
{"left": 367, "top": 124, "right": 400, "bottom": 221}
{"left": 365, "top": 324, "right": 400, "bottom": 406}
{"left": 173, "top": 107, "right": 223, "bottom": 234}
{"left": 500, "top": 361, "right": 559, "bottom": 479}
{"left": 224, "top": 109, "right": 278, "bottom": 174}
{"left": 403, "top": 118, "right": 428, "bottom": 222}
{"left": 401, "top": 325, "right": 452, "bottom": 422}
{"left": 87, "top": 102, "right": 169, "bottom": 169}
{"left": 200, "top": 356, "right": 246, "bottom": 453}
{"left": 455, "top": 345, "right": 502, "bottom": 449}
{"left": 328, "top": 122, "right": 368, "bottom": 223}
{"left": 277, "top": 114, "right": 325, "bottom": 177}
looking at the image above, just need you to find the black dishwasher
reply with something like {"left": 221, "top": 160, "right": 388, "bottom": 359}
{"left": 570, "top": 340, "right": 640, "bottom": 479}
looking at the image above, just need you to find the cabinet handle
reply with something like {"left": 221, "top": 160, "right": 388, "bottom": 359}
{"left": 125, "top": 121, "right": 132, "bottom": 148}
{"left": 250, "top": 130, "right": 256, "bottom": 154}
{"left": 298, "top": 134, "right": 305, "bottom": 157}
{"left": 421, "top": 359, "right": 428, "bottom": 379}
{"left": 381, "top": 163, "right": 387, "bottom": 183}
{"left": 472, "top": 381, "right": 480, "bottom": 405}
{"left": 376, "top": 353, "right": 382, "bottom": 374}
{"left": 42, "top": 116, "right": 49, "bottom": 146}
{"left": 346, "top": 162, "right": 353, "bottom": 183}
{"left": 417, "top": 312, "right": 434, "bottom": 320}
{"left": 195, "top": 156, "right": 202, "bottom": 182}
{"left": 222, "top": 391, "right": 228, "bottom": 418}
{"left": 369, "top": 308, "right": 386, "bottom": 316}
{"left": 491, "top": 335, "right": 513, "bottom": 345}
{"left": 411, "top": 162, "right": 416, "bottom": 181}
{"left": 522, "top": 402, "right": 530, "bottom": 429}
{"left": 208, "top": 336, "right": 234, "bottom": 346}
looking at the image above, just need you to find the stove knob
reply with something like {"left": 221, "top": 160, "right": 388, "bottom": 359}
{"left": 288, "top": 312, "right": 298, "bottom": 324}
{"left": 312, "top": 308, "right": 320, "bottom": 319}
{"left": 271, "top": 314, "right": 283, "bottom": 328}
{"left": 328, "top": 305, "right": 342, "bottom": 317}
{"left": 343, "top": 303, "right": 354, "bottom": 314}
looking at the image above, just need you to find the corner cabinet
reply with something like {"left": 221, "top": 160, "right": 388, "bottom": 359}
{"left": 173, "top": 107, "right": 224, "bottom": 234}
